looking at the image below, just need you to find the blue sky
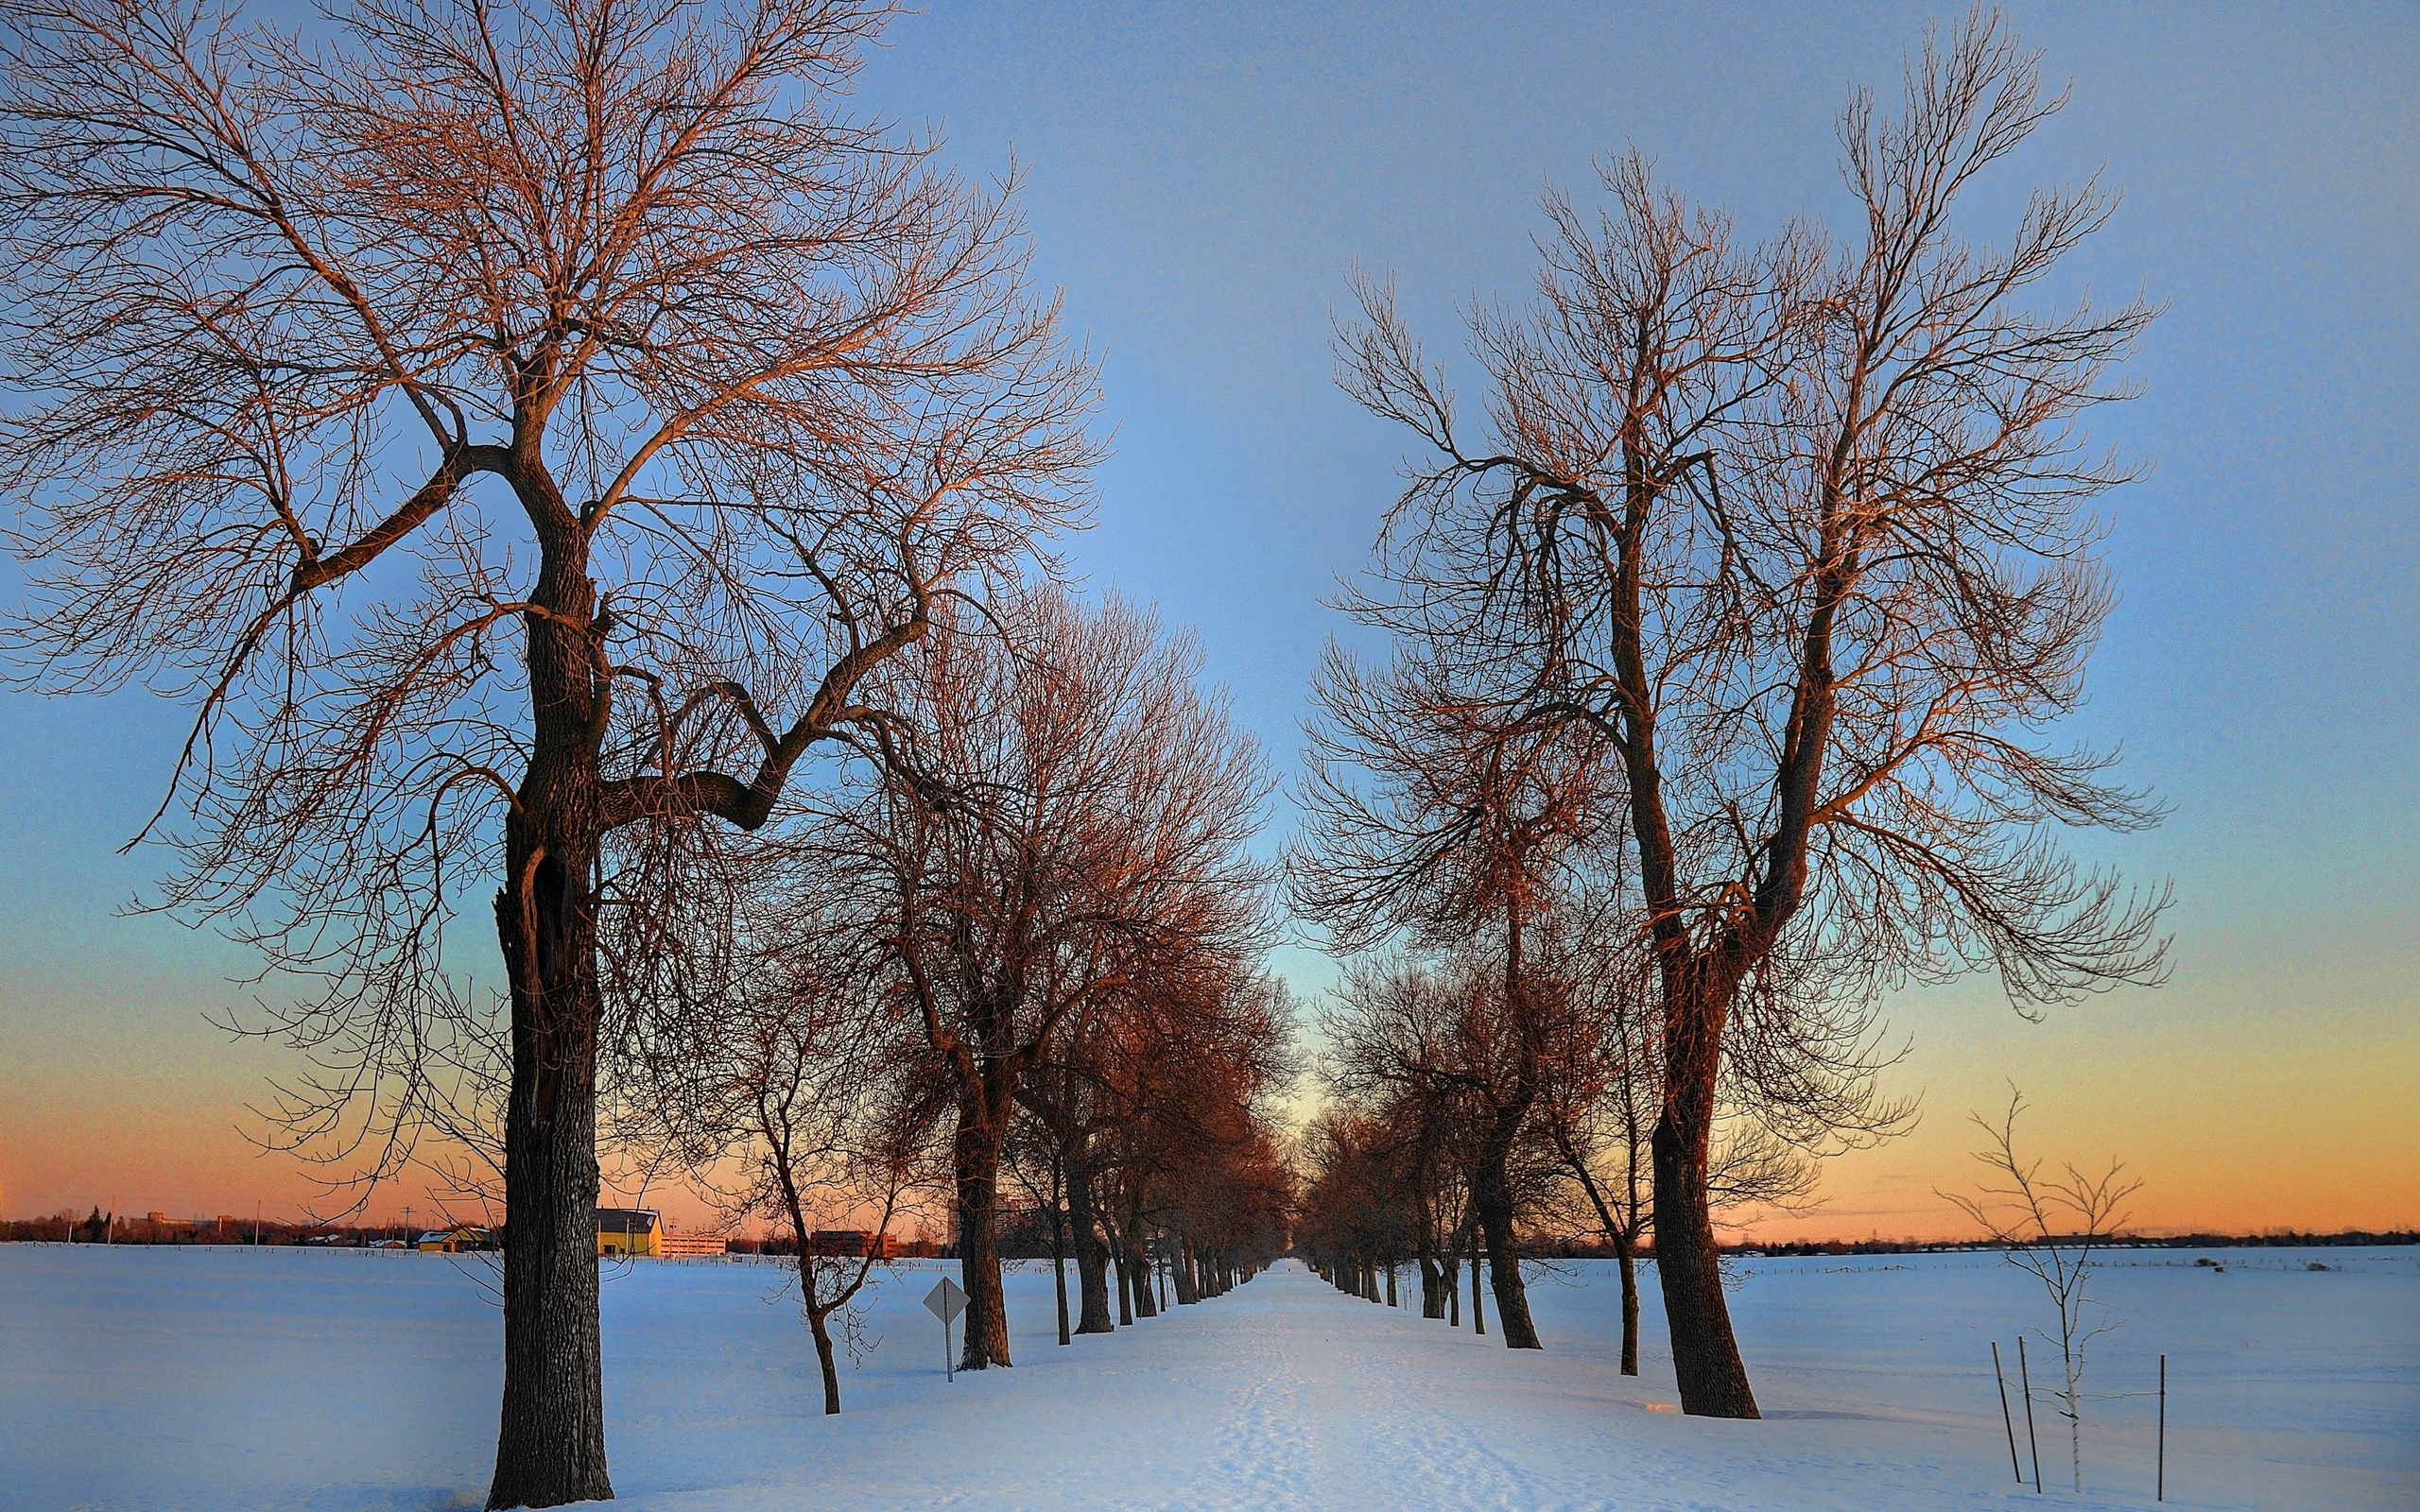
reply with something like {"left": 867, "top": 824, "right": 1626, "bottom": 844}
{"left": 1, "top": 2, "right": 2412, "bottom": 1232}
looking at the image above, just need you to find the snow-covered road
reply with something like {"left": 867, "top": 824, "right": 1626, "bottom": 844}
{"left": 3, "top": 1245, "right": 2412, "bottom": 1509}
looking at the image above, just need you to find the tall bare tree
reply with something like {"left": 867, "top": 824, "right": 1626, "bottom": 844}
{"left": 0, "top": 1, "right": 1095, "bottom": 1502}
{"left": 1336, "top": 13, "right": 2167, "bottom": 1416}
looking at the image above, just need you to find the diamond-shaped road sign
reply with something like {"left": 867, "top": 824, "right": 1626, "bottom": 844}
{"left": 924, "top": 1277, "right": 968, "bottom": 1382}
{"left": 923, "top": 1277, "right": 967, "bottom": 1324}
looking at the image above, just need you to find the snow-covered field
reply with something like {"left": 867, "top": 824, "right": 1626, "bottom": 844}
{"left": 2, "top": 1243, "right": 2411, "bottom": 1510}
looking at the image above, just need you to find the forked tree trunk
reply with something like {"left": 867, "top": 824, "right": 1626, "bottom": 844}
{"left": 806, "top": 1305, "right": 842, "bottom": 1416}
{"left": 489, "top": 539, "right": 614, "bottom": 1508}
{"left": 1126, "top": 1213, "right": 1159, "bottom": 1318}
{"left": 1651, "top": 1001, "right": 1757, "bottom": 1415}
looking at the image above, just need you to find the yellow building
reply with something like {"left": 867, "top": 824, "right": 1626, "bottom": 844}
{"left": 597, "top": 1208, "right": 727, "bottom": 1258}
{"left": 597, "top": 1208, "right": 661, "bottom": 1257}
{"left": 418, "top": 1225, "right": 493, "bottom": 1253}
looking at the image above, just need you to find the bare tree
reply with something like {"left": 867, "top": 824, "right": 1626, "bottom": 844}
{"left": 627, "top": 868, "right": 927, "bottom": 1419}
{"left": 1334, "top": 11, "right": 2167, "bottom": 1415}
{"left": 1535, "top": 938, "right": 1657, "bottom": 1375}
{"left": 0, "top": 2, "right": 1096, "bottom": 1502}
{"left": 1016, "top": 1008, "right": 1121, "bottom": 1336}
{"left": 1295, "top": 628, "right": 1619, "bottom": 1350}
{"left": 835, "top": 588, "right": 1272, "bottom": 1368}
{"left": 1945, "top": 1085, "right": 2140, "bottom": 1495}
{"left": 1318, "top": 946, "right": 1577, "bottom": 1349}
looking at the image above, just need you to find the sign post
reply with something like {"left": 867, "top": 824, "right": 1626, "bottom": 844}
{"left": 923, "top": 1277, "right": 968, "bottom": 1383}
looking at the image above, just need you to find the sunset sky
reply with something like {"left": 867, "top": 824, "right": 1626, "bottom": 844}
{"left": 1, "top": 1, "right": 2412, "bottom": 1242}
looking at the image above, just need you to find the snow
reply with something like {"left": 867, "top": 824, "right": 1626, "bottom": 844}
{"left": 3, "top": 1243, "right": 2412, "bottom": 1510}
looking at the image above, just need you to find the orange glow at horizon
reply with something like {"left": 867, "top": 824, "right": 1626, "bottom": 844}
{"left": 7, "top": 971, "right": 2413, "bottom": 1243}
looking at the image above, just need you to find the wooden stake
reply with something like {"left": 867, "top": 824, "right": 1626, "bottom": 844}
{"left": 2018, "top": 1334, "right": 2042, "bottom": 1494}
{"left": 1992, "top": 1341, "right": 2022, "bottom": 1481}
{"left": 2157, "top": 1352, "right": 2167, "bottom": 1502}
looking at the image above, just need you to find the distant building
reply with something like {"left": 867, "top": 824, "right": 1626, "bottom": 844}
{"left": 597, "top": 1209, "right": 661, "bottom": 1257}
{"left": 806, "top": 1229, "right": 938, "bottom": 1260}
{"left": 418, "top": 1225, "right": 494, "bottom": 1253}
{"left": 598, "top": 1208, "right": 725, "bottom": 1259}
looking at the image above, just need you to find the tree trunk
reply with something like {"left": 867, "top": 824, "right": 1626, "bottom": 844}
{"left": 1415, "top": 1209, "right": 1444, "bottom": 1320}
{"left": 1473, "top": 1146, "right": 1541, "bottom": 1349}
{"left": 1171, "top": 1226, "right": 1199, "bottom": 1305}
{"left": 1065, "top": 1156, "right": 1115, "bottom": 1335}
{"left": 1385, "top": 1259, "right": 1398, "bottom": 1308}
{"left": 1645, "top": 991, "right": 1761, "bottom": 1413}
{"left": 953, "top": 1084, "right": 1014, "bottom": 1369}
{"left": 806, "top": 1306, "right": 842, "bottom": 1416}
{"left": 1469, "top": 1229, "right": 1486, "bottom": 1336}
{"left": 489, "top": 776, "right": 611, "bottom": 1505}
{"left": 1126, "top": 1213, "right": 1159, "bottom": 1318}
{"left": 1049, "top": 1194, "right": 1070, "bottom": 1347}
{"left": 1113, "top": 1234, "right": 1135, "bottom": 1326}
{"left": 1614, "top": 1232, "right": 1641, "bottom": 1377}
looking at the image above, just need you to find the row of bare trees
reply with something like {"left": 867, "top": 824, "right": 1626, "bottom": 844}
{"left": 0, "top": 1, "right": 1280, "bottom": 1504}
{"left": 1294, "top": 902, "right": 1826, "bottom": 1375}
{"left": 1293, "top": 11, "right": 2166, "bottom": 1417}
{"left": 1, "top": 1, "right": 2169, "bottom": 1498}
{"left": 620, "top": 590, "right": 1295, "bottom": 1412}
